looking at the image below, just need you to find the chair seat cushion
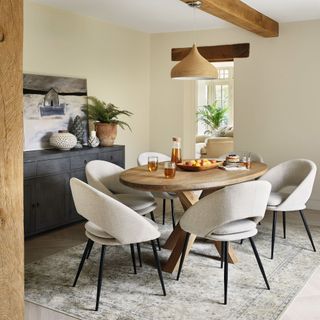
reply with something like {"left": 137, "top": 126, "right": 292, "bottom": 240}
{"left": 213, "top": 219, "right": 257, "bottom": 235}
{"left": 268, "top": 192, "right": 287, "bottom": 206}
{"left": 85, "top": 221, "right": 113, "bottom": 239}
{"left": 116, "top": 193, "right": 156, "bottom": 212}
{"left": 151, "top": 191, "right": 177, "bottom": 200}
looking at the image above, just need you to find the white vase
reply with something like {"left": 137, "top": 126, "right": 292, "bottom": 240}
{"left": 49, "top": 131, "right": 77, "bottom": 151}
{"left": 88, "top": 130, "right": 100, "bottom": 148}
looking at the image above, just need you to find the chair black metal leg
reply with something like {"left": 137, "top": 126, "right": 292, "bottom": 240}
{"left": 240, "top": 239, "right": 244, "bottom": 245}
{"left": 150, "top": 211, "right": 156, "bottom": 223}
{"left": 220, "top": 242, "right": 224, "bottom": 269}
{"left": 136, "top": 243, "right": 142, "bottom": 267}
{"left": 249, "top": 237, "right": 270, "bottom": 290}
{"left": 162, "top": 199, "right": 166, "bottom": 225}
{"left": 86, "top": 240, "right": 94, "bottom": 259}
{"left": 299, "top": 210, "right": 316, "bottom": 252}
{"left": 176, "top": 232, "right": 191, "bottom": 280}
{"left": 271, "top": 211, "right": 278, "bottom": 259}
{"left": 282, "top": 211, "right": 286, "bottom": 239}
{"left": 130, "top": 244, "right": 137, "bottom": 274}
{"left": 156, "top": 238, "right": 161, "bottom": 251}
{"left": 170, "top": 199, "right": 176, "bottom": 229}
{"left": 223, "top": 241, "right": 229, "bottom": 305}
{"left": 151, "top": 240, "right": 166, "bottom": 296}
{"left": 95, "top": 245, "right": 106, "bottom": 311}
{"left": 73, "top": 239, "right": 93, "bottom": 287}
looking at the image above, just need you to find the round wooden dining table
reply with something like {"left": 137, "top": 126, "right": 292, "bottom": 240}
{"left": 120, "top": 162, "right": 268, "bottom": 273}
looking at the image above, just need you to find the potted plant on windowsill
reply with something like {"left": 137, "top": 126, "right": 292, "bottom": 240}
{"left": 83, "top": 96, "right": 133, "bottom": 147}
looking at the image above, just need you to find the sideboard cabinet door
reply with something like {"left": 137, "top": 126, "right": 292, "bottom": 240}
{"left": 34, "top": 173, "right": 69, "bottom": 232}
{"left": 24, "top": 180, "right": 35, "bottom": 237}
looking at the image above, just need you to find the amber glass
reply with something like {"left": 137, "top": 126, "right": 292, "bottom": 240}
{"left": 148, "top": 156, "right": 158, "bottom": 172}
{"left": 164, "top": 161, "right": 176, "bottom": 178}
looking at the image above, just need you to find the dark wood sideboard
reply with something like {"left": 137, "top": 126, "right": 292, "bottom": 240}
{"left": 23, "top": 145, "right": 125, "bottom": 237}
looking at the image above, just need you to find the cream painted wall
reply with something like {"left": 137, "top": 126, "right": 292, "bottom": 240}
{"left": 24, "top": 0, "right": 150, "bottom": 168}
{"left": 150, "top": 20, "right": 320, "bottom": 209}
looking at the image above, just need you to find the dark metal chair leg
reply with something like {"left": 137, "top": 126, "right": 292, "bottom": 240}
{"left": 150, "top": 211, "right": 156, "bottom": 223}
{"left": 73, "top": 239, "right": 93, "bottom": 287}
{"left": 130, "top": 244, "right": 137, "bottom": 274}
{"left": 136, "top": 243, "right": 142, "bottom": 267}
{"left": 86, "top": 240, "right": 94, "bottom": 259}
{"left": 223, "top": 241, "right": 229, "bottom": 305}
{"left": 282, "top": 211, "right": 286, "bottom": 239}
{"left": 240, "top": 239, "right": 244, "bottom": 245}
{"left": 162, "top": 199, "right": 166, "bottom": 225}
{"left": 156, "top": 238, "right": 161, "bottom": 251}
{"left": 299, "top": 210, "right": 316, "bottom": 252}
{"left": 271, "top": 211, "right": 278, "bottom": 259}
{"left": 170, "top": 199, "right": 176, "bottom": 229}
{"left": 95, "top": 245, "right": 106, "bottom": 311}
{"left": 151, "top": 240, "right": 166, "bottom": 296}
{"left": 249, "top": 237, "right": 270, "bottom": 290}
{"left": 177, "top": 232, "right": 191, "bottom": 280}
{"left": 220, "top": 242, "right": 224, "bottom": 269}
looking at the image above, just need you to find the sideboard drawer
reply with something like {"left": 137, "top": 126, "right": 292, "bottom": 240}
{"left": 99, "top": 150, "right": 124, "bottom": 167}
{"left": 71, "top": 153, "right": 98, "bottom": 170}
{"left": 37, "top": 158, "right": 70, "bottom": 176}
{"left": 24, "top": 161, "right": 36, "bottom": 179}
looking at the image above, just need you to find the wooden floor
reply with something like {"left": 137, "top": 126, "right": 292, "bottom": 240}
{"left": 25, "top": 207, "right": 320, "bottom": 320}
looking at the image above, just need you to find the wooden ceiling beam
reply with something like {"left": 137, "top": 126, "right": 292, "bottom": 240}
{"left": 180, "top": 0, "right": 279, "bottom": 37}
{"left": 172, "top": 43, "right": 249, "bottom": 62}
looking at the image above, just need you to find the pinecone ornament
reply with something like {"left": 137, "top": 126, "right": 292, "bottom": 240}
{"left": 70, "top": 115, "right": 84, "bottom": 148}
{"left": 88, "top": 130, "right": 100, "bottom": 148}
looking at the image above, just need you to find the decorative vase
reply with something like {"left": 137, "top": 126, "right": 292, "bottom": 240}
{"left": 49, "top": 130, "right": 77, "bottom": 151}
{"left": 95, "top": 123, "right": 117, "bottom": 147}
{"left": 88, "top": 130, "right": 100, "bottom": 148}
{"left": 70, "top": 115, "right": 84, "bottom": 148}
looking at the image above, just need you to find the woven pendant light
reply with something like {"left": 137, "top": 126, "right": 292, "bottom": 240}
{"left": 171, "top": 44, "right": 218, "bottom": 80}
{"left": 171, "top": 1, "right": 218, "bottom": 80}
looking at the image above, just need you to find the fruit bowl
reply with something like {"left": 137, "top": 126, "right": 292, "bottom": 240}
{"left": 177, "top": 159, "right": 223, "bottom": 171}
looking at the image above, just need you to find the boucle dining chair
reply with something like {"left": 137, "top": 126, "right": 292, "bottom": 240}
{"left": 137, "top": 152, "right": 178, "bottom": 229}
{"left": 86, "top": 160, "right": 160, "bottom": 251}
{"left": 176, "top": 181, "right": 271, "bottom": 305}
{"left": 86, "top": 160, "right": 157, "bottom": 218}
{"left": 219, "top": 151, "right": 264, "bottom": 163}
{"left": 259, "top": 159, "right": 317, "bottom": 259}
{"left": 70, "top": 178, "right": 166, "bottom": 311}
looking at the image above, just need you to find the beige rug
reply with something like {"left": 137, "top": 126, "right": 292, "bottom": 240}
{"left": 25, "top": 212, "right": 320, "bottom": 320}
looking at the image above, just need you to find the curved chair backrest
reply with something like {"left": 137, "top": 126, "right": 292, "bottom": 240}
{"left": 137, "top": 152, "right": 171, "bottom": 166}
{"left": 86, "top": 160, "right": 138, "bottom": 195}
{"left": 180, "top": 181, "right": 271, "bottom": 238}
{"left": 70, "top": 178, "right": 160, "bottom": 244}
{"left": 260, "top": 159, "right": 317, "bottom": 210}
{"left": 219, "top": 151, "right": 264, "bottom": 163}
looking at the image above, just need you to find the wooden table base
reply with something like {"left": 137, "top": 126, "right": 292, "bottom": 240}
{"left": 162, "top": 190, "right": 238, "bottom": 273}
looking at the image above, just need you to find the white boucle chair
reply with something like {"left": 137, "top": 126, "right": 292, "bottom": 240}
{"left": 259, "top": 159, "right": 317, "bottom": 259}
{"left": 137, "top": 152, "right": 178, "bottom": 228}
{"left": 176, "top": 181, "right": 271, "bottom": 305}
{"left": 85, "top": 160, "right": 161, "bottom": 251}
{"left": 219, "top": 151, "right": 264, "bottom": 163}
{"left": 70, "top": 178, "right": 166, "bottom": 311}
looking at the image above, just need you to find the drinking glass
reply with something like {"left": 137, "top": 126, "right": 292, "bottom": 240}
{"left": 148, "top": 156, "right": 158, "bottom": 172}
{"left": 164, "top": 161, "right": 176, "bottom": 178}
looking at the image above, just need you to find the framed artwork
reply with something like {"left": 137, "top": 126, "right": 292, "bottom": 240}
{"left": 23, "top": 74, "right": 88, "bottom": 151}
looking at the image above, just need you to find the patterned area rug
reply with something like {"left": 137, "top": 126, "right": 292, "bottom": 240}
{"left": 25, "top": 210, "right": 320, "bottom": 320}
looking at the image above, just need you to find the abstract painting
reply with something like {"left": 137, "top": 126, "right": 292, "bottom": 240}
{"left": 23, "top": 74, "right": 88, "bottom": 151}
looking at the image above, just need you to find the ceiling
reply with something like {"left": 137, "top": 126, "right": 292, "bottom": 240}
{"left": 31, "top": 0, "right": 320, "bottom": 33}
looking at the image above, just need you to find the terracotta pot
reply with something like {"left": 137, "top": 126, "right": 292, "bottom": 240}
{"left": 95, "top": 123, "right": 117, "bottom": 146}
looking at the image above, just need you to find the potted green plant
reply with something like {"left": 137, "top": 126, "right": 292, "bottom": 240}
{"left": 197, "top": 101, "right": 228, "bottom": 135}
{"left": 83, "top": 96, "right": 133, "bottom": 146}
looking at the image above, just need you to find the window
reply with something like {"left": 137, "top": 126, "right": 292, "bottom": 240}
{"left": 197, "top": 62, "right": 234, "bottom": 135}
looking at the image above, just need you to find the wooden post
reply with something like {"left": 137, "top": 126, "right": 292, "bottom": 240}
{"left": 0, "top": 1, "right": 24, "bottom": 319}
